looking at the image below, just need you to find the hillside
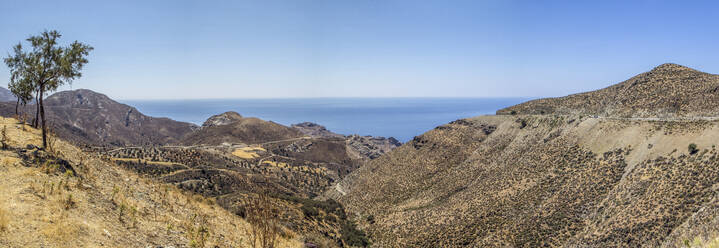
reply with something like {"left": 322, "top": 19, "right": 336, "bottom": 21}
{"left": 181, "top": 111, "right": 304, "bottom": 145}
{"left": 0, "top": 89, "right": 197, "bottom": 146}
{"left": 332, "top": 64, "right": 719, "bottom": 247}
{"left": 0, "top": 87, "right": 15, "bottom": 102}
{"left": 498, "top": 63, "right": 719, "bottom": 118}
{"left": 293, "top": 122, "right": 402, "bottom": 160}
{"left": 0, "top": 89, "right": 395, "bottom": 247}
{"left": 0, "top": 116, "right": 301, "bottom": 247}
{"left": 102, "top": 115, "right": 398, "bottom": 247}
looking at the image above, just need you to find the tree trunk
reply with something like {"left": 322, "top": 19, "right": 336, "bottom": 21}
{"left": 33, "top": 91, "right": 39, "bottom": 128}
{"left": 40, "top": 88, "right": 47, "bottom": 148}
{"left": 14, "top": 97, "right": 19, "bottom": 116}
{"left": 21, "top": 103, "right": 26, "bottom": 124}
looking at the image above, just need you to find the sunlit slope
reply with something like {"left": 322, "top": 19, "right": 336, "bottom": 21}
{"left": 0, "top": 117, "right": 300, "bottom": 247}
{"left": 335, "top": 114, "right": 719, "bottom": 247}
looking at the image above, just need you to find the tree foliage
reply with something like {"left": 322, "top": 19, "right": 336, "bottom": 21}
{"left": 3, "top": 30, "right": 92, "bottom": 148}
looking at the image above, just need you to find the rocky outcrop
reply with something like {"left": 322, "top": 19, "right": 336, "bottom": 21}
{"left": 345, "top": 135, "right": 401, "bottom": 159}
{"left": 291, "top": 122, "right": 344, "bottom": 138}
{"left": 202, "top": 111, "right": 243, "bottom": 128}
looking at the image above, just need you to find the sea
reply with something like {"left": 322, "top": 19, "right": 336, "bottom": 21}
{"left": 122, "top": 98, "right": 528, "bottom": 142}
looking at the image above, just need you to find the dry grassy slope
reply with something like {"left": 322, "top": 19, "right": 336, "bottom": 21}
{"left": 497, "top": 63, "right": 719, "bottom": 118}
{"left": 0, "top": 117, "right": 301, "bottom": 248}
{"left": 334, "top": 114, "right": 719, "bottom": 247}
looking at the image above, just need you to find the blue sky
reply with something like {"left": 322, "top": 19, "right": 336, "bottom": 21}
{"left": 1, "top": 0, "right": 718, "bottom": 99}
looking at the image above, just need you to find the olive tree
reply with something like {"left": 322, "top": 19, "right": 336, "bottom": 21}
{"left": 7, "top": 74, "right": 34, "bottom": 117}
{"left": 3, "top": 30, "right": 92, "bottom": 148}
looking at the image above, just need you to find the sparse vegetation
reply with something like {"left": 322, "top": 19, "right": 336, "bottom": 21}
{"left": 0, "top": 116, "right": 302, "bottom": 247}
{"left": 62, "top": 193, "right": 75, "bottom": 210}
{"left": 301, "top": 204, "right": 320, "bottom": 219}
{"left": 45, "top": 127, "right": 59, "bottom": 155}
{"left": 246, "top": 194, "right": 280, "bottom": 248}
{"left": 185, "top": 213, "right": 211, "bottom": 248}
{"left": 341, "top": 220, "right": 370, "bottom": 247}
{"left": 275, "top": 194, "right": 369, "bottom": 246}
{"left": 1, "top": 125, "right": 8, "bottom": 149}
{"left": 366, "top": 215, "right": 375, "bottom": 224}
{"left": 519, "top": 118, "right": 528, "bottom": 129}
{"left": 681, "top": 235, "right": 719, "bottom": 248}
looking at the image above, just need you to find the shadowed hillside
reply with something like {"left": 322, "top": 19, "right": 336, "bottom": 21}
{"left": 0, "top": 89, "right": 197, "bottom": 146}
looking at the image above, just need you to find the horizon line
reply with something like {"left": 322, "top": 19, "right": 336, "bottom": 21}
{"left": 115, "top": 96, "right": 538, "bottom": 101}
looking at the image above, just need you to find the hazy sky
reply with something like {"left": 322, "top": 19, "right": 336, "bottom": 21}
{"left": 1, "top": 0, "right": 719, "bottom": 99}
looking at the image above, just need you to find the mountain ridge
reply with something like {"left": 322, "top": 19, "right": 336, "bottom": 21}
{"left": 39, "top": 89, "right": 197, "bottom": 146}
{"left": 498, "top": 63, "right": 719, "bottom": 118}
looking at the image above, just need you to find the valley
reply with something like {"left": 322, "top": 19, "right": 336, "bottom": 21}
{"left": 3, "top": 63, "right": 719, "bottom": 247}
{"left": 0, "top": 89, "right": 399, "bottom": 247}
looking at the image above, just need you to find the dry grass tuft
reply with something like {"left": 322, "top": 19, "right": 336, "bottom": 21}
{"left": 40, "top": 215, "right": 86, "bottom": 244}
{"left": 1, "top": 125, "right": 9, "bottom": 150}
{"left": 0, "top": 206, "right": 8, "bottom": 233}
{"left": 246, "top": 194, "right": 281, "bottom": 248}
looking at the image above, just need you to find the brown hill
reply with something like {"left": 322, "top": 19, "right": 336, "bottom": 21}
{"left": 332, "top": 64, "right": 719, "bottom": 247}
{"left": 292, "top": 122, "right": 402, "bottom": 159}
{"left": 181, "top": 111, "right": 304, "bottom": 145}
{"left": 0, "top": 89, "right": 197, "bottom": 146}
{"left": 498, "top": 63, "right": 719, "bottom": 118}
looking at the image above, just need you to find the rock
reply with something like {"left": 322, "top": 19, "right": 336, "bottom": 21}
{"left": 202, "top": 111, "right": 243, "bottom": 128}
{"left": 291, "top": 122, "right": 344, "bottom": 138}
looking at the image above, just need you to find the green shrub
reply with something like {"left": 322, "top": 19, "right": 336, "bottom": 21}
{"left": 301, "top": 204, "right": 319, "bottom": 219}
{"left": 366, "top": 215, "right": 375, "bottom": 224}
{"left": 688, "top": 143, "right": 699, "bottom": 155}
{"left": 1, "top": 125, "right": 8, "bottom": 150}
{"left": 63, "top": 194, "right": 75, "bottom": 210}
{"left": 323, "top": 213, "right": 337, "bottom": 223}
{"left": 341, "top": 221, "right": 370, "bottom": 247}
